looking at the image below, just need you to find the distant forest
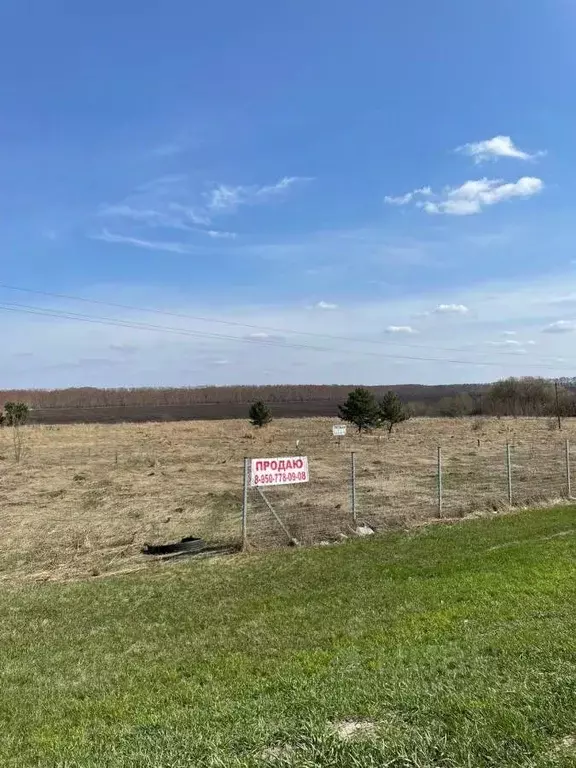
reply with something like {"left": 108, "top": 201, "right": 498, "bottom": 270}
{"left": 3, "top": 379, "right": 576, "bottom": 424}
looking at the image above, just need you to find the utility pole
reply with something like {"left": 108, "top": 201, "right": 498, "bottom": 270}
{"left": 555, "top": 381, "right": 562, "bottom": 431}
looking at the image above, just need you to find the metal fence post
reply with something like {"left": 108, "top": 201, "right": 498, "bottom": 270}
{"left": 437, "top": 446, "right": 443, "bottom": 518}
{"left": 506, "top": 443, "right": 513, "bottom": 506}
{"left": 566, "top": 439, "right": 572, "bottom": 499}
{"left": 351, "top": 451, "right": 357, "bottom": 527}
{"left": 242, "top": 457, "right": 250, "bottom": 550}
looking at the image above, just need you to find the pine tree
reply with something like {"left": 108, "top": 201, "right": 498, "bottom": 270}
{"left": 3, "top": 402, "right": 29, "bottom": 427}
{"left": 249, "top": 401, "right": 272, "bottom": 428}
{"left": 379, "top": 391, "right": 410, "bottom": 434}
{"left": 338, "top": 388, "right": 380, "bottom": 433}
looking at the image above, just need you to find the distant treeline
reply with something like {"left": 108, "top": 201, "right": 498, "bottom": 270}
{"left": 1, "top": 384, "right": 483, "bottom": 424}
{"left": 0, "top": 384, "right": 481, "bottom": 410}
{"left": 2, "top": 378, "right": 576, "bottom": 425}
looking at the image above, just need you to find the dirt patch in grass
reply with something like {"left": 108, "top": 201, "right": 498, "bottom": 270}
{"left": 330, "top": 720, "right": 378, "bottom": 741}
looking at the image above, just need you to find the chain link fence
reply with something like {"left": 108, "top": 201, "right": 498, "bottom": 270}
{"left": 243, "top": 440, "right": 575, "bottom": 547}
{"left": 0, "top": 423, "right": 575, "bottom": 581}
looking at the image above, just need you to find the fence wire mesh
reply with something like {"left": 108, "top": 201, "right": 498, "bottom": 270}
{"left": 0, "top": 419, "right": 575, "bottom": 582}
{"left": 245, "top": 439, "right": 575, "bottom": 543}
{"left": 245, "top": 450, "right": 353, "bottom": 547}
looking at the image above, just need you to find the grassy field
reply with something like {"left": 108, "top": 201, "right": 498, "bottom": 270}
{"left": 0, "top": 505, "right": 575, "bottom": 767}
{"left": 1, "top": 416, "right": 574, "bottom": 582}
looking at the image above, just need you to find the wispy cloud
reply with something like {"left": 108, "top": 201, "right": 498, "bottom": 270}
{"left": 166, "top": 203, "right": 212, "bottom": 227}
{"left": 240, "top": 228, "right": 433, "bottom": 269}
{"left": 98, "top": 204, "right": 203, "bottom": 230}
{"left": 384, "top": 187, "right": 432, "bottom": 206}
{"left": 109, "top": 343, "right": 139, "bottom": 355}
{"left": 99, "top": 175, "right": 210, "bottom": 230}
{"left": 542, "top": 320, "right": 576, "bottom": 333}
{"left": 385, "top": 325, "right": 418, "bottom": 334}
{"left": 245, "top": 332, "right": 286, "bottom": 342}
{"left": 433, "top": 304, "right": 469, "bottom": 314}
{"left": 549, "top": 292, "right": 576, "bottom": 305}
{"left": 456, "top": 136, "right": 545, "bottom": 164}
{"left": 205, "top": 186, "right": 243, "bottom": 214}
{"left": 91, "top": 229, "right": 195, "bottom": 255}
{"left": 487, "top": 339, "right": 522, "bottom": 346}
{"left": 152, "top": 141, "right": 186, "bottom": 158}
{"left": 315, "top": 301, "right": 338, "bottom": 310}
{"left": 385, "top": 176, "right": 544, "bottom": 216}
{"left": 134, "top": 174, "right": 188, "bottom": 195}
{"left": 8, "top": 269, "right": 576, "bottom": 388}
{"left": 205, "top": 229, "right": 237, "bottom": 239}
{"left": 96, "top": 175, "right": 309, "bottom": 248}
{"left": 205, "top": 176, "right": 311, "bottom": 214}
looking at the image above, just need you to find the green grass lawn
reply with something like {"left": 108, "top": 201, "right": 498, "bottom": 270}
{"left": 1, "top": 508, "right": 576, "bottom": 767}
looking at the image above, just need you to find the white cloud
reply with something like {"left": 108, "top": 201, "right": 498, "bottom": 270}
{"left": 384, "top": 187, "right": 432, "bottom": 206}
{"left": 8, "top": 270, "right": 576, "bottom": 388}
{"left": 167, "top": 203, "right": 212, "bottom": 227}
{"left": 384, "top": 192, "right": 414, "bottom": 206}
{"left": 456, "top": 136, "right": 544, "bottom": 164}
{"left": 527, "top": 340, "right": 537, "bottom": 345}
{"left": 205, "top": 185, "right": 242, "bottom": 213}
{"left": 206, "top": 230, "right": 237, "bottom": 240}
{"left": 542, "top": 320, "right": 576, "bottom": 333}
{"left": 433, "top": 304, "right": 469, "bottom": 314}
{"left": 487, "top": 339, "right": 522, "bottom": 346}
{"left": 385, "top": 325, "right": 418, "bottom": 334}
{"left": 205, "top": 176, "right": 311, "bottom": 214}
{"left": 502, "top": 330, "right": 517, "bottom": 336}
{"left": 245, "top": 332, "right": 286, "bottom": 343}
{"left": 91, "top": 229, "right": 195, "bottom": 255}
{"left": 315, "top": 301, "right": 338, "bottom": 310}
{"left": 96, "top": 175, "right": 309, "bottom": 247}
{"left": 135, "top": 174, "right": 188, "bottom": 193}
{"left": 98, "top": 204, "right": 204, "bottom": 230}
{"left": 423, "top": 177, "right": 544, "bottom": 216}
{"left": 386, "top": 177, "right": 543, "bottom": 216}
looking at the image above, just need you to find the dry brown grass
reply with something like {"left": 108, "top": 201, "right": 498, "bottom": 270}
{"left": 0, "top": 416, "right": 573, "bottom": 583}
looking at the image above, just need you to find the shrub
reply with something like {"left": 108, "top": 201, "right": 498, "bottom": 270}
{"left": 380, "top": 391, "right": 410, "bottom": 434}
{"left": 249, "top": 401, "right": 272, "bottom": 428}
{"left": 338, "top": 388, "right": 380, "bottom": 433}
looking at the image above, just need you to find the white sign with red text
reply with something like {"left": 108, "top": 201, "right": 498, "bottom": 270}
{"left": 250, "top": 456, "right": 309, "bottom": 487}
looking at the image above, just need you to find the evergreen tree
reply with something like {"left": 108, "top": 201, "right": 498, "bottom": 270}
{"left": 3, "top": 402, "right": 29, "bottom": 427}
{"left": 379, "top": 391, "right": 410, "bottom": 434}
{"left": 338, "top": 388, "right": 380, "bottom": 433}
{"left": 249, "top": 401, "right": 272, "bottom": 428}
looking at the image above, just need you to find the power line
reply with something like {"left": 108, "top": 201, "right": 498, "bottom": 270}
{"left": 0, "top": 281, "right": 561, "bottom": 363}
{"left": 0, "top": 300, "right": 574, "bottom": 372}
{"left": 0, "top": 302, "right": 329, "bottom": 352}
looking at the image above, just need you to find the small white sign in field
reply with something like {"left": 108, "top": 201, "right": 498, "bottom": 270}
{"left": 332, "top": 425, "right": 347, "bottom": 437}
{"left": 250, "top": 456, "right": 309, "bottom": 487}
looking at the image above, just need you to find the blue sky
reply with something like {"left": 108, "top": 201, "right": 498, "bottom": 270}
{"left": 3, "top": 0, "right": 576, "bottom": 387}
